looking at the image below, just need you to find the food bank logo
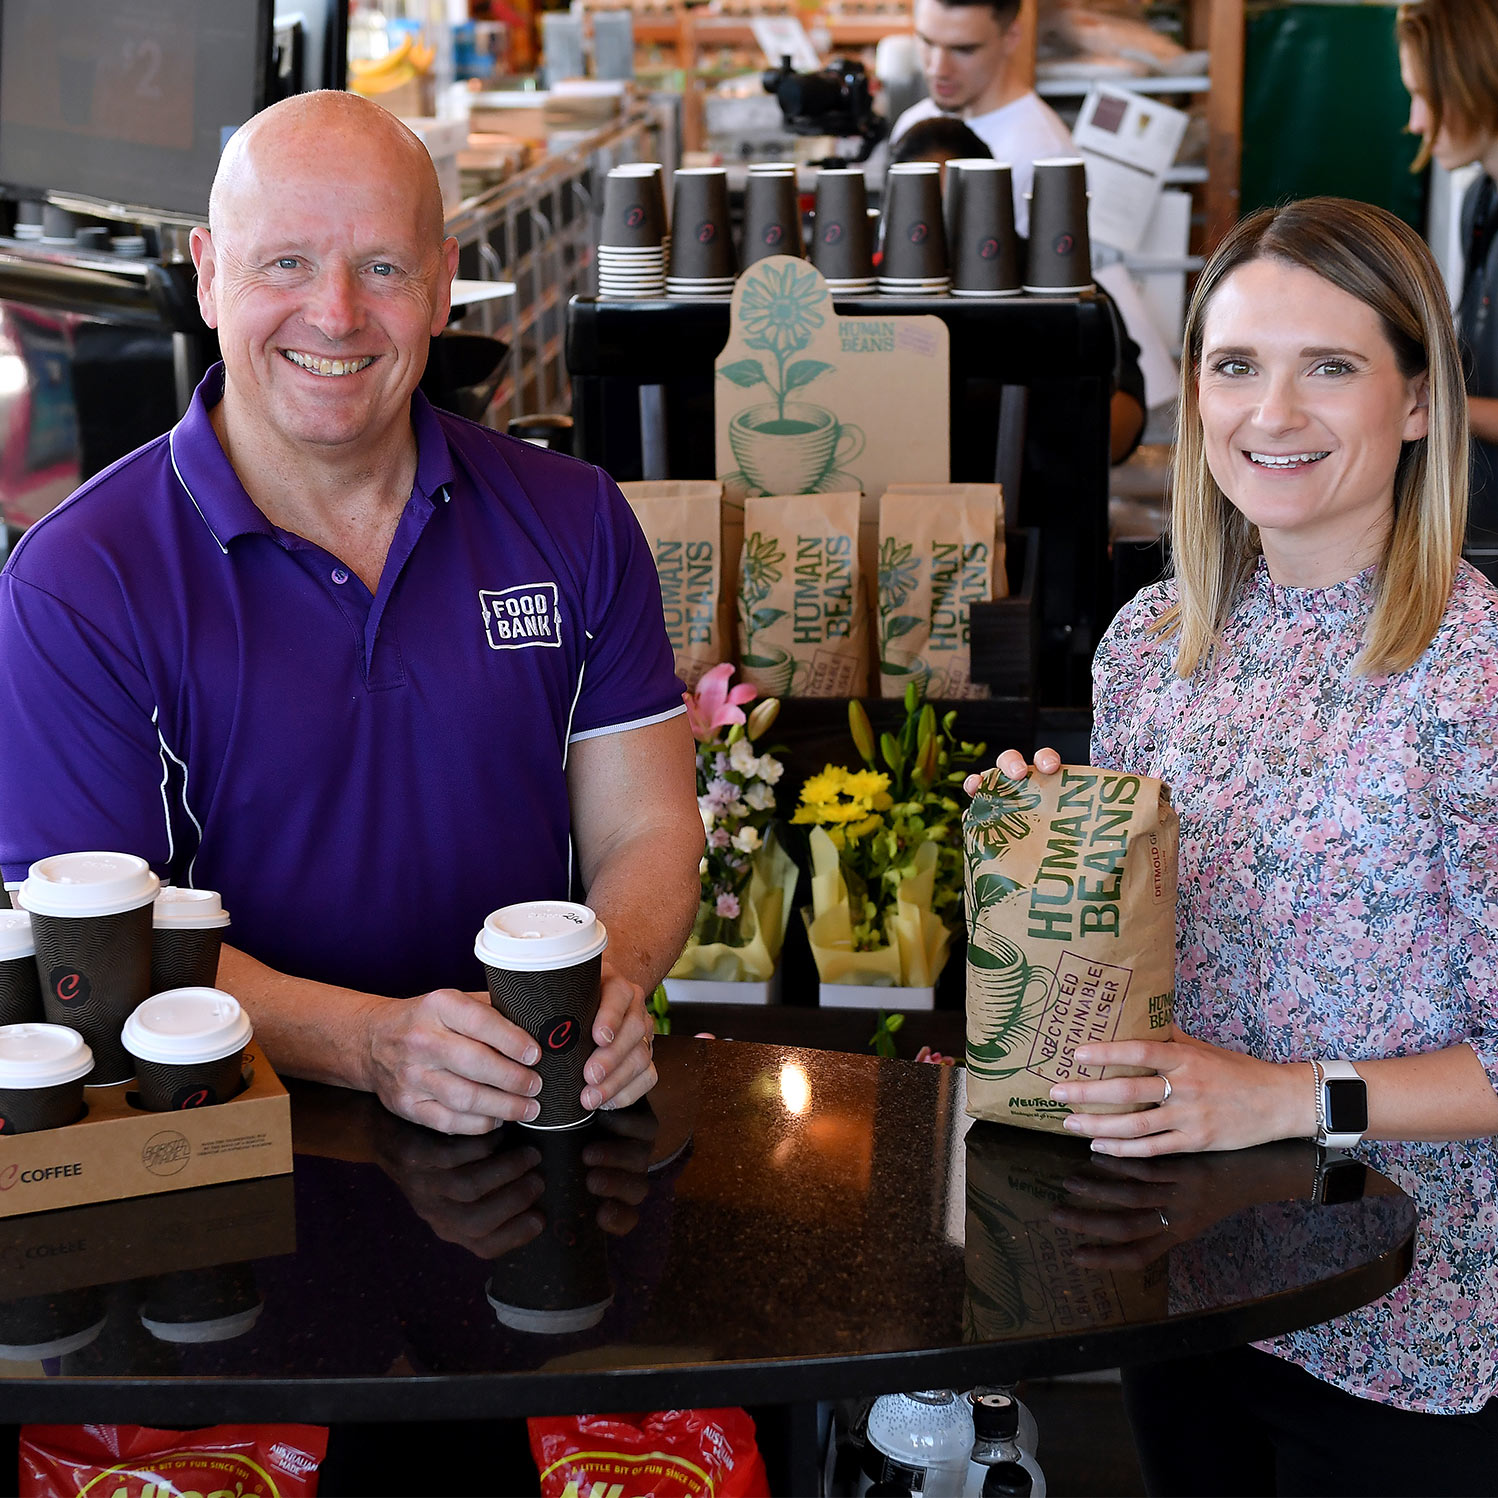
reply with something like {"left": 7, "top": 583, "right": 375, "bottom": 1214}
{"left": 480, "top": 583, "right": 562, "bottom": 651}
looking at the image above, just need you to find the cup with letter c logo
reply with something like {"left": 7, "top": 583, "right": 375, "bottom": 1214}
{"left": 0, "top": 1023, "right": 93, "bottom": 1134}
{"left": 122, "top": 988, "right": 253, "bottom": 1112}
{"left": 474, "top": 902, "right": 608, "bottom": 1129}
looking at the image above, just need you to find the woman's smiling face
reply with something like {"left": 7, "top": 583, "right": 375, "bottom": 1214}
{"left": 1196, "top": 257, "right": 1430, "bottom": 576}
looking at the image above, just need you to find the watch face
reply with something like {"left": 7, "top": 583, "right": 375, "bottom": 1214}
{"left": 1326, "top": 1077, "right": 1368, "bottom": 1133}
{"left": 1321, "top": 1159, "right": 1367, "bottom": 1205}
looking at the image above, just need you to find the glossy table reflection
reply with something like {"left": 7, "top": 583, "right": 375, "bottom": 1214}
{"left": 0, "top": 1037, "right": 1415, "bottom": 1427}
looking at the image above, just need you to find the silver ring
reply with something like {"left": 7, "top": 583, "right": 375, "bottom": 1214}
{"left": 1159, "top": 1075, "right": 1172, "bottom": 1105}
{"left": 1157, "top": 1206, "right": 1171, "bottom": 1230}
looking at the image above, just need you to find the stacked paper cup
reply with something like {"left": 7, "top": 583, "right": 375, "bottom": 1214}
{"left": 597, "top": 163, "right": 668, "bottom": 300}
{"left": 946, "top": 159, "right": 1022, "bottom": 297}
{"left": 878, "top": 162, "right": 950, "bottom": 297}
{"left": 811, "top": 167, "right": 876, "bottom": 296}
{"left": 667, "top": 166, "right": 736, "bottom": 299}
{"left": 742, "top": 162, "right": 805, "bottom": 267}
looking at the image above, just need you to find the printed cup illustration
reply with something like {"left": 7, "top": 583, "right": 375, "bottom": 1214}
{"left": 121, "top": 988, "right": 253, "bottom": 1111}
{"left": 0, "top": 1023, "right": 93, "bottom": 1135}
{"left": 486, "top": 1125, "right": 614, "bottom": 1333}
{"left": 599, "top": 164, "right": 667, "bottom": 248}
{"left": 811, "top": 168, "right": 874, "bottom": 283}
{"left": 1024, "top": 157, "right": 1092, "bottom": 294}
{"left": 962, "top": 765, "right": 1178, "bottom": 1135}
{"left": 668, "top": 167, "right": 736, "bottom": 284}
{"left": 879, "top": 163, "right": 949, "bottom": 287}
{"left": 947, "top": 159, "right": 1021, "bottom": 297}
{"left": 0, "top": 909, "right": 44, "bottom": 1026}
{"left": 0, "top": 1287, "right": 106, "bottom": 1362}
{"left": 742, "top": 170, "right": 805, "bottom": 267}
{"left": 475, "top": 902, "right": 608, "bottom": 1130}
{"left": 18, "top": 851, "right": 160, "bottom": 1084}
{"left": 140, "top": 1263, "right": 264, "bottom": 1344}
{"left": 151, "top": 887, "right": 231, "bottom": 995}
{"left": 728, "top": 402, "right": 864, "bottom": 498}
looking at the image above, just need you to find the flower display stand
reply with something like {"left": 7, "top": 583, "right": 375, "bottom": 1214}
{"left": 665, "top": 969, "right": 783, "bottom": 1006}
{"left": 818, "top": 983, "right": 935, "bottom": 1010}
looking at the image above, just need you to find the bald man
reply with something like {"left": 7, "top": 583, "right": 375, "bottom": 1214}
{"left": 0, "top": 93, "right": 702, "bottom": 1133}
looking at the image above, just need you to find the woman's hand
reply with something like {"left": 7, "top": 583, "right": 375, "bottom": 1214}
{"left": 962, "top": 746, "right": 1061, "bottom": 797}
{"left": 1049, "top": 1025, "right": 1318, "bottom": 1156}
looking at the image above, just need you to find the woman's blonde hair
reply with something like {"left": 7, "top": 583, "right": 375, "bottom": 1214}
{"left": 1396, "top": 0, "right": 1498, "bottom": 172}
{"left": 1167, "top": 196, "right": 1467, "bottom": 679}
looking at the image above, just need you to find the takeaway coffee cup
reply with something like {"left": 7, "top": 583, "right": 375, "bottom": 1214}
{"left": 600, "top": 166, "right": 667, "bottom": 249}
{"left": 0, "top": 1023, "right": 93, "bottom": 1135}
{"left": 668, "top": 167, "right": 736, "bottom": 282}
{"left": 880, "top": 163, "right": 949, "bottom": 283}
{"left": 18, "top": 852, "right": 160, "bottom": 1084}
{"left": 140, "top": 1263, "right": 264, "bottom": 1344}
{"left": 474, "top": 902, "right": 608, "bottom": 1130}
{"left": 947, "top": 159, "right": 1021, "bottom": 296}
{"left": 122, "top": 988, "right": 252, "bottom": 1111}
{"left": 0, "top": 1287, "right": 106, "bottom": 1361}
{"left": 811, "top": 168, "right": 874, "bottom": 283}
{"left": 486, "top": 1124, "right": 613, "bottom": 1333}
{"left": 742, "top": 170, "right": 805, "bottom": 266}
{"left": 0, "top": 910, "right": 44, "bottom": 1025}
{"left": 1024, "top": 156, "right": 1092, "bottom": 293}
{"left": 151, "top": 887, "right": 231, "bottom": 994}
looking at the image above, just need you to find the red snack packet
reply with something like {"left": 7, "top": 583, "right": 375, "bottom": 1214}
{"left": 529, "top": 1408, "right": 770, "bottom": 1498}
{"left": 19, "top": 1423, "right": 328, "bottom": 1498}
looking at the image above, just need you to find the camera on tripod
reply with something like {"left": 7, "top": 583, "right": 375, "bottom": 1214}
{"left": 761, "top": 55, "right": 889, "bottom": 162}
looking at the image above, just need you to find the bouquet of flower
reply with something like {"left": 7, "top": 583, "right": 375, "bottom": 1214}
{"left": 669, "top": 664, "right": 798, "bottom": 984}
{"left": 793, "top": 685, "right": 985, "bottom": 989}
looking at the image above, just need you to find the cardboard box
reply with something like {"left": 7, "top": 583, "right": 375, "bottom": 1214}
{"left": 0, "top": 1043, "right": 292, "bottom": 1219}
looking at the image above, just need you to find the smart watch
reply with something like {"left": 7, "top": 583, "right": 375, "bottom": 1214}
{"left": 1312, "top": 1059, "right": 1368, "bottom": 1150}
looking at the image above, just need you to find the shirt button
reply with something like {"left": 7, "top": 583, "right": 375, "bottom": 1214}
{"left": 330, "top": 567, "right": 349, "bottom": 585}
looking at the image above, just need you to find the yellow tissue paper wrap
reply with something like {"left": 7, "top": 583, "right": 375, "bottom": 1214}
{"left": 803, "top": 826, "right": 953, "bottom": 988}
{"left": 668, "top": 829, "right": 799, "bottom": 983}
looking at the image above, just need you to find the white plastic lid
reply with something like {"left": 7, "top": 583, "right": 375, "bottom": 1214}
{"left": 121, "top": 989, "right": 252, "bottom": 1066}
{"left": 474, "top": 902, "right": 607, "bottom": 972}
{"left": 153, "top": 887, "right": 231, "bottom": 929}
{"left": 18, "top": 852, "right": 160, "bottom": 918}
{"left": 0, "top": 909, "right": 34, "bottom": 960}
{"left": 141, "top": 1302, "right": 264, "bottom": 1343}
{"left": 0, "top": 1316, "right": 106, "bottom": 1361}
{"left": 486, "top": 1288, "right": 612, "bottom": 1335}
{"left": 0, "top": 1023, "right": 94, "bottom": 1089}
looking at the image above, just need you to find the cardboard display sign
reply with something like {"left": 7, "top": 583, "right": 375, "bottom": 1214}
{"left": 714, "top": 256, "right": 949, "bottom": 510}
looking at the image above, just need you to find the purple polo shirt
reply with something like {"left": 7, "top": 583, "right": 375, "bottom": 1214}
{"left": 0, "top": 366, "right": 683, "bottom": 996}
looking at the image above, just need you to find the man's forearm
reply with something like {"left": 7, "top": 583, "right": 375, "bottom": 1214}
{"left": 579, "top": 825, "right": 702, "bottom": 994}
{"left": 1470, "top": 394, "right": 1498, "bottom": 446}
{"left": 215, "top": 943, "right": 384, "bottom": 1091}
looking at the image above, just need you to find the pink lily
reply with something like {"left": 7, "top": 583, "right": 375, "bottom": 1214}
{"left": 683, "top": 662, "right": 757, "bottom": 741}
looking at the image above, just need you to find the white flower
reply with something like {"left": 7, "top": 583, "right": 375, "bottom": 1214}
{"left": 746, "top": 781, "right": 776, "bottom": 811}
{"left": 731, "top": 825, "right": 762, "bottom": 854}
{"left": 729, "top": 738, "right": 758, "bottom": 775}
{"left": 727, "top": 799, "right": 750, "bottom": 819}
{"left": 698, "top": 801, "right": 716, "bottom": 831}
{"left": 699, "top": 857, "right": 709, "bottom": 876}
{"left": 757, "top": 754, "right": 784, "bottom": 784}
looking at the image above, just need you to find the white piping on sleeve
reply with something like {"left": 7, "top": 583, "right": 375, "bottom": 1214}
{"left": 567, "top": 702, "right": 686, "bottom": 744}
{"left": 152, "top": 707, "right": 205, "bottom": 884}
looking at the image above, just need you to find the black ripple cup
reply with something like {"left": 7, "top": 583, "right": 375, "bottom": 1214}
{"left": 742, "top": 168, "right": 805, "bottom": 266}
{"left": 0, "top": 1023, "right": 93, "bottom": 1135}
{"left": 474, "top": 901, "right": 608, "bottom": 1131}
{"left": 812, "top": 168, "right": 874, "bottom": 281}
{"left": 122, "top": 988, "right": 252, "bottom": 1111}
{"left": 1024, "top": 156, "right": 1092, "bottom": 294}
{"left": 0, "top": 1286, "right": 106, "bottom": 1363}
{"left": 947, "top": 159, "right": 1021, "bottom": 296}
{"left": 140, "top": 1263, "right": 263, "bottom": 1344}
{"left": 668, "top": 166, "right": 735, "bottom": 280}
{"left": 151, "top": 886, "right": 231, "bottom": 994}
{"left": 486, "top": 1124, "right": 614, "bottom": 1334}
{"left": 17, "top": 852, "right": 159, "bottom": 1085}
{"left": 880, "top": 162, "right": 950, "bottom": 281}
{"left": 600, "top": 165, "right": 667, "bottom": 248}
{"left": 0, "top": 909, "right": 44, "bottom": 1025}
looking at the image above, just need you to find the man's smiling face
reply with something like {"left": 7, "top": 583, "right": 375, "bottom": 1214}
{"left": 192, "top": 107, "right": 455, "bottom": 457}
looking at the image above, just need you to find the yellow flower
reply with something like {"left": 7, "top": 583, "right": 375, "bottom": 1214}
{"left": 794, "top": 765, "right": 894, "bottom": 827}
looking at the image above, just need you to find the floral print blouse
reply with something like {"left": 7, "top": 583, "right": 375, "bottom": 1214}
{"left": 1092, "top": 558, "right": 1498, "bottom": 1414}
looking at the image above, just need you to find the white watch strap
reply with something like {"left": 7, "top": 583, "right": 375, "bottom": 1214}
{"left": 1316, "top": 1058, "right": 1366, "bottom": 1148}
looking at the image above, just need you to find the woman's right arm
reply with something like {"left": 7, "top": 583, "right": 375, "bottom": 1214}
{"left": 1468, "top": 394, "right": 1498, "bottom": 444}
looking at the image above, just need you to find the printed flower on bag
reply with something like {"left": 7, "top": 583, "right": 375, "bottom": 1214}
{"left": 740, "top": 530, "right": 787, "bottom": 657}
{"left": 879, "top": 536, "right": 919, "bottom": 612}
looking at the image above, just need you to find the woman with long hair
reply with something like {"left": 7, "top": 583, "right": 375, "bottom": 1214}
{"left": 978, "top": 197, "right": 1498, "bottom": 1494}
{"left": 1398, "top": 0, "right": 1498, "bottom": 543}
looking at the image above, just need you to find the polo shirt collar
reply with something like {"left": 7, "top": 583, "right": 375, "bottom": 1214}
{"left": 168, "top": 363, "right": 457, "bottom": 551}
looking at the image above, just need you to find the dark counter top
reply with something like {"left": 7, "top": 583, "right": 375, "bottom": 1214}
{"left": 0, "top": 1036, "right": 1414, "bottom": 1425}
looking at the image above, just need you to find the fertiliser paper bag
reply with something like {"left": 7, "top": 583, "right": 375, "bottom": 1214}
{"left": 619, "top": 480, "right": 730, "bottom": 688}
{"left": 878, "top": 484, "right": 1006, "bottom": 700}
{"left": 738, "top": 491, "right": 868, "bottom": 697}
{"left": 962, "top": 765, "right": 1177, "bottom": 1134}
